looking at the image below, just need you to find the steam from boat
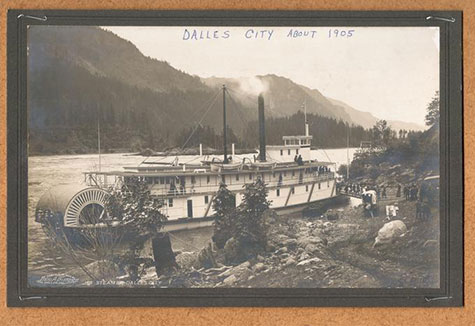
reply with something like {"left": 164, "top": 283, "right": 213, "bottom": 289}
{"left": 238, "top": 76, "right": 269, "bottom": 96}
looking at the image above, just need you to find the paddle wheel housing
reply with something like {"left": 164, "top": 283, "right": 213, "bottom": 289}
{"left": 35, "top": 185, "right": 110, "bottom": 228}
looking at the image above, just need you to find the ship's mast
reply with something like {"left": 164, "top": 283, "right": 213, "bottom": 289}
{"left": 346, "top": 124, "right": 350, "bottom": 180}
{"left": 303, "top": 100, "right": 309, "bottom": 137}
{"left": 222, "top": 85, "right": 229, "bottom": 164}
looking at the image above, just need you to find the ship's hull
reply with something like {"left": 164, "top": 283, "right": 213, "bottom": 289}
{"left": 162, "top": 192, "right": 341, "bottom": 232}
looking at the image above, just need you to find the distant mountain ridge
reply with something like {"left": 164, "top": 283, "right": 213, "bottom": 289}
{"left": 203, "top": 75, "right": 425, "bottom": 131}
{"left": 327, "top": 98, "right": 425, "bottom": 131}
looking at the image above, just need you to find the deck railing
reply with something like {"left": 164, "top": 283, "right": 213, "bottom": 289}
{"left": 148, "top": 172, "right": 334, "bottom": 197}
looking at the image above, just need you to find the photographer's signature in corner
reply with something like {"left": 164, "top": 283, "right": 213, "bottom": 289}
{"left": 36, "top": 274, "right": 79, "bottom": 285}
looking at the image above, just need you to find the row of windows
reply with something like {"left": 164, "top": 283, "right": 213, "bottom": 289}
{"left": 168, "top": 181, "right": 331, "bottom": 206}
{"left": 285, "top": 139, "right": 310, "bottom": 146}
{"left": 275, "top": 181, "right": 330, "bottom": 196}
{"left": 132, "top": 166, "right": 330, "bottom": 188}
{"left": 280, "top": 149, "right": 299, "bottom": 156}
{"left": 169, "top": 195, "right": 210, "bottom": 208}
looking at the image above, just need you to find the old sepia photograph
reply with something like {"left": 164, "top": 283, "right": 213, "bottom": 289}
{"left": 27, "top": 24, "right": 441, "bottom": 289}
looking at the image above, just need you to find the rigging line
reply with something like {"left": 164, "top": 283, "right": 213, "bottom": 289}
{"left": 140, "top": 89, "right": 221, "bottom": 166}
{"left": 181, "top": 90, "right": 221, "bottom": 150}
{"left": 224, "top": 88, "right": 249, "bottom": 126}
{"left": 226, "top": 87, "right": 259, "bottom": 108}
{"left": 187, "top": 88, "right": 222, "bottom": 126}
{"left": 226, "top": 88, "right": 262, "bottom": 110}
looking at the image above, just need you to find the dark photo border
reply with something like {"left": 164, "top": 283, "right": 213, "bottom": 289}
{"left": 6, "top": 10, "right": 463, "bottom": 307}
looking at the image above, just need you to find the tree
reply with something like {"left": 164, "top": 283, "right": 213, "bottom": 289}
{"left": 233, "top": 178, "right": 271, "bottom": 251}
{"left": 371, "top": 120, "right": 393, "bottom": 148}
{"left": 105, "top": 177, "right": 168, "bottom": 279}
{"left": 211, "top": 183, "right": 237, "bottom": 249}
{"left": 106, "top": 177, "right": 166, "bottom": 235}
{"left": 212, "top": 178, "right": 271, "bottom": 262}
{"left": 425, "top": 91, "right": 440, "bottom": 127}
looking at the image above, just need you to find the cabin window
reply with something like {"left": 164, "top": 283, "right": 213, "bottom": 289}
{"left": 191, "top": 176, "right": 196, "bottom": 184}
{"left": 327, "top": 181, "right": 330, "bottom": 188}
{"left": 280, "top": 149, "right": 283, "bottom": 156}
{"left": 261, "top": 173, "right": 265, "bottom": 180}
{"left": 207, "top": 175, "right": 210, "bottom": 184}
{"left": 272, "top": 172, "right": 276, "bottom": 178}
{"left": 221, "top": 175, "right": 226, "bottom": 183}
{"left": 204, "top": 195, "right": 209, "bottom": 204}
{"left": 146, "top": 177, "right": 153, "bottom": 184}
{"left": 284, "top": 171, "right": 287, "bottom": 177}
{"left": 288, "top": 149, "right": 291, "bottom": 155}
{"left": 160, "top": 177, "right": 165, "bottom": 184}
{"left": 276, "top": 189, "right": 280, "bottom": 197}
{"left": 291, "top": 187, "right": 295, "bottom": 194}
{"left": 296, "top": 149, "right": 299, "bottom": 155}
{"left": 292, "top": 170, "right": 295, "bottom": 177}
{"left": 168, "top": 198, "right": 174, "bottom": 207}
{"left": 165, "top": 177, "right": 170, "bottom": 184}
{"left": 318, "top": 183, "right": 321, "bottom": 190}
{"left": 236, "top": 174, "right": 239, "bottom": 181}
{"left": 249, "top": 173, "right": 253, "bottom": 180}
{"left": 306, "top": 185, "right": 309, "bottom": 192}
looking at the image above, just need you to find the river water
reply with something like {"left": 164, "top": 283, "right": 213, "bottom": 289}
{"left": 27, "top": 148, "right": 358, "bottom": 280}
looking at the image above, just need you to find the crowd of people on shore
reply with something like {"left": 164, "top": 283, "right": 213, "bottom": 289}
{"left": 337, "top": 181, "right": 433, "bottom": 220}
{"left": 337, "top": 182, "right": 429, "bottom": 201}
{"left": 336, "top": 182, "right": 389, "bottom": 199}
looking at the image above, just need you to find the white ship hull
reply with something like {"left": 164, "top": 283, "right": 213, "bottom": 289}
{"left": 160, "top": 177, "right": 337, "bottom": 231}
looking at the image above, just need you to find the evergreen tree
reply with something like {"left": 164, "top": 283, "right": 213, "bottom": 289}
{"left": 371, "top": 120, "right": 393, "bottom": 148}
{"left": 425, "top": 91, "right": 440, "bottom": 127}
{"left": 233, "top": 178, "right": 271, "bottom": 252}
{"left": 211, "top": 183, "right": 237, "bottom": 249}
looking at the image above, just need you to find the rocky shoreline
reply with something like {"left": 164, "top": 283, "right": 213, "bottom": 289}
{"left": 78, "top": 191, "right": 438, "bottom": 288}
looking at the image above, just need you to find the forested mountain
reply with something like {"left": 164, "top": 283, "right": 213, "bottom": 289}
{"left": 28, "top": 26, "right": 252, "bottom": 154}
{"left": 27, "top": 26, "right": 419, "bottom": 155}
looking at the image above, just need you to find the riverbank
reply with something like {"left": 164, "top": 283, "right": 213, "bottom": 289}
{"left": 70, "top": 191, "right": 437, "bottom": 288}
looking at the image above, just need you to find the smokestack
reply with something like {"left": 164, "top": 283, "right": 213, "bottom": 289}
{"left": 258, "top": 93, "right": 266, "bottom": 162}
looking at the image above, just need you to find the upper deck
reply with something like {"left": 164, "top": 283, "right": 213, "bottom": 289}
{"left": 84, "top": 159, "right": 335, "bottom": 197}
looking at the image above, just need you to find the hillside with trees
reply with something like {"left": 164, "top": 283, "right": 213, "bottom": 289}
{"left": 27, "top": 26, "right": 421, "bottom": 155}
{"left": 343, "top": 91, "right": 440, "bottom": 182}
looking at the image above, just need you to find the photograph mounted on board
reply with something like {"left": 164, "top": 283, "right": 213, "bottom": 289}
{"left": 28, "top": 25, "right": 441, "bottom": 289}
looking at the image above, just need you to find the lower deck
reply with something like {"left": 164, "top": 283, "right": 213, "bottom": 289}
{"left": 160, "top": 178, "right": 337, "bottom": 222}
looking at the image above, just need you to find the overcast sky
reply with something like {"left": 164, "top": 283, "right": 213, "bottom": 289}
{"left": 104, "top": 26, "right": 439, "bottom": 126}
